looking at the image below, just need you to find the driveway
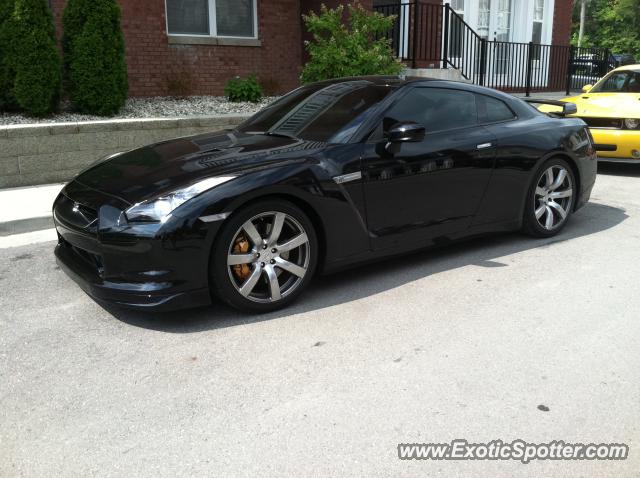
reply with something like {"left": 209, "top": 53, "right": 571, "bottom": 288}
{"left": 1, "top": 164, "right": 639, "bottom": 477}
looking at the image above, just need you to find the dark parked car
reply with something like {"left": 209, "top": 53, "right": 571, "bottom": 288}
{"left": 612, "top": 53, "right": 636, "bottom": 67}
{"left": 53, "top": 77, "right": 597, "bottom": 312}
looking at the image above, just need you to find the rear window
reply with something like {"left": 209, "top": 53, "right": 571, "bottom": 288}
{"left": 479, "top": 95, "right": 516, "bottom": 122}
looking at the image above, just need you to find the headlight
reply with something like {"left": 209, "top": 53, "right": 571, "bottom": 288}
{"left": 624, "top": 119, "right": 640, "bottom": 129}
{"left": 125, "top": 176, "right": 235, "bottom": 223}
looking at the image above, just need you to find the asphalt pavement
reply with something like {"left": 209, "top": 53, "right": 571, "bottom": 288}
{"left": 1, "top": 163, "right": 639, "bottom": 477}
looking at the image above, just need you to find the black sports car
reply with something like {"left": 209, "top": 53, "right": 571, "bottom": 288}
{"left": 53, "top": 76, "right": 597, "bottom": 312}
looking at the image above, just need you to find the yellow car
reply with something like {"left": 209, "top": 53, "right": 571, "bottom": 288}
{"left": 561, "top": 65, "right": 640, "bottom": 162}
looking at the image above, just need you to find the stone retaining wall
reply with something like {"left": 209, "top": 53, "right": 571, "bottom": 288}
{"left": 0, "top": 114, "right": 249, "bottom": 189}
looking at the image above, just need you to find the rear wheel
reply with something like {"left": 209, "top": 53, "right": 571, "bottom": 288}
{"left": 211, "top": 200, "right": 318, "bottom": 312}
{"left": 522, "top": 158, "right": 575, "bottom": 237}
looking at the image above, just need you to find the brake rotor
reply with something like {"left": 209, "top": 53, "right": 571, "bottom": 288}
{"left": 232, "top": 233, "right": 252, "bottom": 280}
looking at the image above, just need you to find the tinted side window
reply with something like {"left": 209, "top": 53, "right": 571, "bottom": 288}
{"left": 482, "top": 95, "right": 516, "bottom": 122}
{"left": 383, "top": 88, "right": 478, "bottom": 133}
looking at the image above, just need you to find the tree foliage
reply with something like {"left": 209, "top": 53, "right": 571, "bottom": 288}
{"left": 301, "top": 2, "right": 403, "bottom": 84}
{"left": 62, "top": 0, "right": 128, "bottom": 116}
{"left": 0, "top": 0, "right": 16, "bottom": 110}
{"left": 0, "top": 0, "right": 61, "bottom": 116}
{"left": 572, "top": 0, "right": 640, "bottom": 57}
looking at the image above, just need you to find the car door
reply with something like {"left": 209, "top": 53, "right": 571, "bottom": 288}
{"left": 360, "top": 86, "right": 497, "bottom": 250}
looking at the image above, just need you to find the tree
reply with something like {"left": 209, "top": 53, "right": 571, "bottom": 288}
{"left": 577, "top": 0, "right": 589, "bottom": 47}
{"left": 301, "top": 2, "right": 403, "bottom": 84}
{"left": 572, "top": 0, "right": 640, "bottom": 57}
{"left": 63, "top": 0, "right": 128, "bottom": 116}
{"left": 1, "top": 0, "right": 61, "bottom": 116}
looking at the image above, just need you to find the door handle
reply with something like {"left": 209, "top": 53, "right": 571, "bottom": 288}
{"left": 477, "top": 142, "right": 493, "bottom": 150}
{"left": 333, "top": 171, "right": 362, "bottom": 184}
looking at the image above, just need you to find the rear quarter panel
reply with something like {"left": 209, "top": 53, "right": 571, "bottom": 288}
{"left": 473, "top": 115, "right": 594, "bottom": 226}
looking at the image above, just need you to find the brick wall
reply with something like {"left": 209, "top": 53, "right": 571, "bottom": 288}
{"left": 303, "top": 0, "right": 372, "bottom": 15}
{"left": 49, "top": 0, "right": 574, "bottom": 98}
{"left": 50, "top": 0, "right": 65, "bottom": 43}
{"left": 552, "top": 0, "right": 573, "bottom": 46}
{"left": 50, "top": 0, "right": 304, "bottom": 97}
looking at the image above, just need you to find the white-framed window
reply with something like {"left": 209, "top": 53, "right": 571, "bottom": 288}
{"left": 450, "top": 0, "right": 464, "bottom": 13}
{"left": 477, "top": 0, "right": 490, "bottom": 39}
{"left": 448, "top": 0, "right": 465, "bottom": 58}
{"left": 532, "top": 0, "right": 544, "bottom": 43}
{"left": 165, "top": 0, "right": 258, "bottom": 38}
{"left": 495, "top": 0, "right": 512, "bottom": 41}
{"left": 531, "top": 0, "right": 544, "bottom": 60}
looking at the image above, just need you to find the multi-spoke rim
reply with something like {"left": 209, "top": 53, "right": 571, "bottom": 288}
{"left": 226, "top": 211, "right": 310, "bottom": 303}
{"left": 534, "top": 165, "right": 573, "bottom": 231}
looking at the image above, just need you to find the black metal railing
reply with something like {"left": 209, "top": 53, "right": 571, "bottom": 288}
{"left": 373, "top": 1, "right": 614, "bottom": 95}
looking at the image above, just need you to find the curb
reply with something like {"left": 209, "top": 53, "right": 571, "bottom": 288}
{"left": 0, "top": 216, "right": 54, "bottom": 237}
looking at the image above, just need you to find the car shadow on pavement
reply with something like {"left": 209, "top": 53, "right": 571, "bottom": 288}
{"left": 105, "top": 201, "right": 628, "bottom": 333}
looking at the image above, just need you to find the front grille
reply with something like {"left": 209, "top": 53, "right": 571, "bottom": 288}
{"left": 581, "top": 117, "right": 623, "bottom": 129}
{"left": 72, "top": 245, "right": 103, "bottom": 272}
{"left": 59, "top": 236, "right": 104, "bottom": 275}
{"left": 55, "top": 193, "right": 98, "bottom": 230}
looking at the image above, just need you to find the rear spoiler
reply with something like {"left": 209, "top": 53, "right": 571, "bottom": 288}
{"left": 522, "top": 98, "right": 578, "bottom": 116}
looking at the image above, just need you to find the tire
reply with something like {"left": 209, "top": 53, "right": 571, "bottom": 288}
{"left": 522, "top": 157, "right": 576, "bottom": 238}
{"left": 210, "top": 199, "right": 318, "bottom": 312}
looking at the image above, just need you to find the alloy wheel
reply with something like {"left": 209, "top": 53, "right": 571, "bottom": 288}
{"left": 226, "top": 211, "right": 310, "bottom": 303}
{"left": 534, "top": 165, "right": 574, "bottom": 231}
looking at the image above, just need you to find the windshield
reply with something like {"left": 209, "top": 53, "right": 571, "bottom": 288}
{"left": 590, "top": 70, "right": 640, "bottom": 93}
{"left": 237, "top": 80, "right": 395, "bottom": 143}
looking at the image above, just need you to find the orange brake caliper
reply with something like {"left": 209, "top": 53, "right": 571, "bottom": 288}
{"left": 232, "top": 234, "right": 252, "bottom": 280}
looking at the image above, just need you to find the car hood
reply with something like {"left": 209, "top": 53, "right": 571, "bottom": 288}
{"left": 73, "top": 130, "right": 325, "bottom": 204}
{"left": 563, "top": 92, "right": 640, "bottom": 118}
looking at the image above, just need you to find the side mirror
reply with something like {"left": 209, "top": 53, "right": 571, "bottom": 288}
{"left": 582, "top": 84, "right": 593, "bottom": 93}
{"left": 387, "top": 122, "right": 426, "bottom": 143}
{"left": 563, "top": 103, "right": 577, "bottom": 115}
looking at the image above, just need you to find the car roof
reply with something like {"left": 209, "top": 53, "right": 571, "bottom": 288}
{"left": 309, "top": 75, "right": 533, "bottom": 119}
{"left": 310, "top": 75, "right": 525, "bottom": 106}
{"left": 612, "top": 64, "right": 640, "bottom": 73}
{"left": 309, "top": 75, "right": 434, "bottom": 88}
{"left": 312, "top": 75, "right": 511, "bottom": 95}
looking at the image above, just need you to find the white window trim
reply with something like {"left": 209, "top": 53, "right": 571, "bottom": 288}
{"left": 165, "top": 0, "right": 259, "bottom": 40}
{"left": 451, "top": 0, "right": 465, "bottom": 15}
{"left": 541, "top": 0, "right": 554, "bottom": 45}
{"left": 461, "top": 0, "right": 556, "bottom": 45}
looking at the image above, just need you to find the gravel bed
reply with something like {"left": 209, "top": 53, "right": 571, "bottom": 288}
{"left": 0, "top": 96, "right": 278, "bottom": 126}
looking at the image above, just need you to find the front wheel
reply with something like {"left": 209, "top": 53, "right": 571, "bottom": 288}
{"left": 211, "top": 199, "right": 318, "bottom": 312}
{"left": 522, "top": 158, "right": 576, "bottom": 237}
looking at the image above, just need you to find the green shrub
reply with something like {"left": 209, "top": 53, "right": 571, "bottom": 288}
{"left": 301, "top": 2, "right": 403, "bottom": 84}
{"left": 1, "top": 0, "right": 61, "bottom": 116}
{"left": 0, "top": 0, "right": 16, "bottom": 110}
{"left": 63, "top": 0, "right": 128, "bottom": 116}
{"left": 61, "top": 0, "right": 92, "bottom": 89}
{"left": 224, "top": 75, "right": 263, "bottom": 103}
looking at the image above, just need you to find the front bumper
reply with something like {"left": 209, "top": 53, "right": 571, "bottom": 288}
{"left": 55, "top": 240, "right": 211, "bottom": 311}
{"left": 590, "top": 128, "right": 640, "bottom": 161}
{"left": 53, "top": 182, "right": 219, "bottom": 312}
